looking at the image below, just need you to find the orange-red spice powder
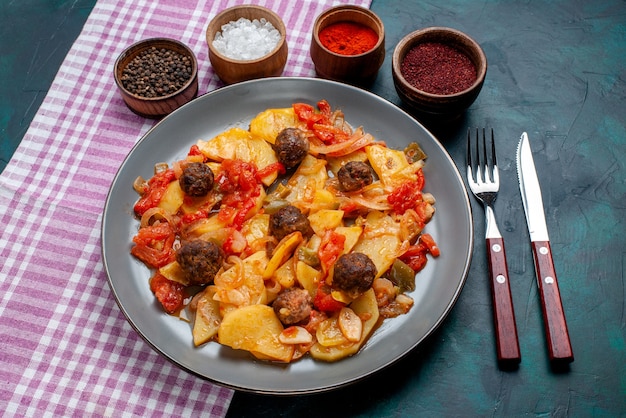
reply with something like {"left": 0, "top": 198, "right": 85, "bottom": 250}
{"left": 319, "top": 22, "right": 378, "bottom": 55}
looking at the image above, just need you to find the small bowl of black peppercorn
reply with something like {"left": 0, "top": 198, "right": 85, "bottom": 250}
{"left": 114, "top": 38, "right": 198, "bottom": 118}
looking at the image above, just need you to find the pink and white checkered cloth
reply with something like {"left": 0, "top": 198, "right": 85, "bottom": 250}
{"left": 0, "top": 0, "right": 371, "bottom": 416}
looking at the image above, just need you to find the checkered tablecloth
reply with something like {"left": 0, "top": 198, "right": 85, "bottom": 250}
{"left": 0, "top": 0, "right": 371, "bottom": 415}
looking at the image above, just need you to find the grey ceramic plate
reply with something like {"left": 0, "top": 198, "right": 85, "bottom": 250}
{"left": 102, "top": 77, "right": 473, "bottom": 394}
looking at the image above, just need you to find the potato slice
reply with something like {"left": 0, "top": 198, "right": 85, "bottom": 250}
{"left": 365, "top": 144, "right": 409, "bottom": 188}
{"left": 316, "top": 316, "right": 350, "bottom": 347}
{"left": 218, "top": 304, "right": 294, "bottom": 362}
{"left": 157, "top": 180, "right": 184, "bottom": 214}
{"left": 310, "top": 288, "right": 379, "bottom": 361}
{"left": 308, "top": 209, "right": 344, "bottom": 236}
{"left": 195, "top": 127, "right": 279, "bottom": 186}
{"left": 334, "top": 225, "right": 363, "bottom": 255}
{"left": 296, "top": 260, "right": 322, "bottom": 297}
{"left": 351, "top": 211, "right": 402, "bottom": 279}
{"left": 249, "top": 107, "right": 299, "bottom": 144}
{"left": 274, "top": 256, "right": 296, "bottom": 288}
{"left": 159, "top": 261, "right": 188, "bottom": 286}
{"left": 309, "top": 189, "right": 339, "bottom": 212}
{"left": 326, "top": 149, "right": 368, "bottom": 175}
{"left": 193, "top": 287, "right": 221, "bottom": 346}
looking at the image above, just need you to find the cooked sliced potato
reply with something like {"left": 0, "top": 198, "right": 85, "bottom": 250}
{"left": 365, "top": 144, "right": 409, "bottom": 188}
{"left": 352, "top": 211, "right": 402, "bottom": 279}
{"left": 326, "top": 149, "right": 368, "bottom": 175}
{"left": 157, "top": 180, "right": 184, "bottom": 214}
{"left": 249, "top": 107, "right": 300, "bottom": 144}
{"left": 308, "top": 209, "right": 344, "bottom": 236}
{"left": 296, "top": 260, "right": 322, "bottom": 297}
{"left": 316, "top": 316, "right": 350, "bottom": 347}
{"left": 218, "top": 304, "right": 294, "bottom": 362}
{"left": 195, "top": 127, "right": 279, "bottom": 186}
{"left": 159, "top": 261, "right": 188, "bottom": 286}
{"left": 274, "top": 256, "right": 296, "bottom": 288}
{"left": 309, "top": 189, "right": 338, "bottom": 212}
{"left": 192, "top": 287, "right": 221, "bottom": 346}
{"left": 310, "top": 288, "right": 379, "bottom": 361}
{"left": 334, "top": 225, "right": 363, "bottom": 255}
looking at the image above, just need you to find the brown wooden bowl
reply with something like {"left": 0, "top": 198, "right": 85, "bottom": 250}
{"left": 392, "top": 27, "right": 487, "bottom": 123}
{"left": 114, "top": 38, "right": 198, "bottom": 119}
{"left": 206, "top": 5, "right": 288, "bottom": 85}
{"left": 310, "top": 5, "right": 385, "bottom": 86}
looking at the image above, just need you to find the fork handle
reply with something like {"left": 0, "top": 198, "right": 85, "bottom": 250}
{"left": 531, "top": 240, "right": 574, "bottom": 363}
{"left": 486, "top": 237, "right": 521, "bottom": 365}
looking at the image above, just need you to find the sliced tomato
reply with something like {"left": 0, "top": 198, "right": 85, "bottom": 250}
{"left": 420, "top": 233, "right": 440, "bottom": 257}
{"left": 313, "top": 282, "right": 345, "bottom": 313}
{"left": 150, "top": 272, "right": 185, "bottom": 314}
{"left": 133, "top": 169, "right": 176, "bottom": 216}
{"left": 130, "top": 222, "right": 176, "bottom": 268}
{"left": 256, "top": 162, "right": 285, "bottom": 182}
{"left": 318, "top": 230, "right": 346, "bottom": 272}
{"left": 216, "top": 159, "right": 262, "bottom": 229}
{"left": 316, "top": 99, "right": 332, "bottom": 118}
{"left": 180, "top": 210, "right": 209, "bottom": 226}
{"left": 187, "top": 144, "right": 204, "bottom": 159}
{"left": 311, "top": 123, "right": 350, "bottom": 144}
{"left": 387, "top": 171, "right": 425, "bottom": 214}
{"left": 293, "top": 103, "right": 326, "bottom": 128}
{"left": 399, "top": 242, "right": 428, "bottom": 272}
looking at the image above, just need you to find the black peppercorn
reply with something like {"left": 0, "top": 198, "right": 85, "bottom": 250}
{"left": 121, "top": 46, "right": 192, "bottom": 98}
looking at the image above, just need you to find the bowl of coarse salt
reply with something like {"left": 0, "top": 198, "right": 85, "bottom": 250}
{"left": 206, "top": 5, "right": 288, "bottom": 85}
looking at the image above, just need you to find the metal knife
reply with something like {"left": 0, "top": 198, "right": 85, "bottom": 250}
{"left": 517, "top": 132, "right": 574, "bottom": 363}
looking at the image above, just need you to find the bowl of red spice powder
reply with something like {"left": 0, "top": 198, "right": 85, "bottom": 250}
{"left": 310, "top": 5, "right": 385, "bottom": 86}
{"left": 392, "top": 27, "right": 487, "bottom": 123}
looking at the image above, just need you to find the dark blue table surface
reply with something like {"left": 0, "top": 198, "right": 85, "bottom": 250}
{"left": 2, "top": 1, "right": 625, "bottom": 416}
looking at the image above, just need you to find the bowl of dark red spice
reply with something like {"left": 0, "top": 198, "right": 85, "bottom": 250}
{"left": 392, "top": 27, "right": 487, "bottom": 123}
{"left": 310, "top": 5, "right": 385, "bottom": 86}
{"left": 206, "top": 5, "right": 288, "bottom": 85}
{"left": 114, "top": 38, "right": 198, "bottom": 118}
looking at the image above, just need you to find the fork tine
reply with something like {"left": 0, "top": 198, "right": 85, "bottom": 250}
{"left": 466, "top": 128, "right": 472, "bottom": 174}
{"left": 482, "top": 128, "right": 490, "bottom": 183}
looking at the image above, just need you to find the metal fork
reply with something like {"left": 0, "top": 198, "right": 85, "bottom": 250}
{"left": 467, "top": 128, "right": 521, "bottom": 365}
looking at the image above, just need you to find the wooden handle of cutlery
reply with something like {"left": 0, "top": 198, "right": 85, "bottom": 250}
{"left": 486, "top": 237, "right": 521, "bottom": 365}
{"left": 531, "top": 240, "right": 574, "bottom": 363}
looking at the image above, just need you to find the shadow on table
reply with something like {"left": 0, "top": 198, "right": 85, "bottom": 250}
{"left": 225, "top": 324, "right": 446, "bottom": 418}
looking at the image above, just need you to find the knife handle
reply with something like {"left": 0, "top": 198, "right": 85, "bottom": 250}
{"left": 531, "top": 240, "right": 574, "bottom": 363}
{"left": 486, "top": 237, "right": 521, "bottom": 364}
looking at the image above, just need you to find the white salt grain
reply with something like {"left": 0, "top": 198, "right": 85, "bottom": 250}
{"left": 212, "top": 17, "right": 281, "bottom": 60}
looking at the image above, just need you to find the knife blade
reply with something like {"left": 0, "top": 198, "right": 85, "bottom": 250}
{"left": 517, "top": 132, "right": 574, "bottom": 363}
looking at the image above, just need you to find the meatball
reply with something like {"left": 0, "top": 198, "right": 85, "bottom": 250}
{"left": 337, "top": 161, "right": 374, "bottom": 192}
{"left": 179, "top": 162, "right": 214, "bottom": 197}
{"left": 273, "top": 287, "right": 312, "bottom": 325}
{"left": 176, "top": 240, "right": 223, "bottom": 285}
{"left": 332, "top": 252, "right": 377, "bottom": 298}
{"left": 273, "top": 128, "right": 309, "bottom": 169}
{"left": 269, "top": 205, "right": 312, "bottom": 242}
